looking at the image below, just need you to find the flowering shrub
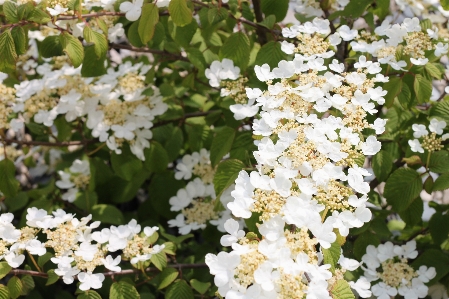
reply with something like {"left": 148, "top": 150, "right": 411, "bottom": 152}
{"left": 0, "top": 0, "right": 449, "bottom": 298}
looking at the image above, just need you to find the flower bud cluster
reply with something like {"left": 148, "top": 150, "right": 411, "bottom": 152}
{"left": 169, "top": 149, "right": 237, "bottom": 234}
{"left": 0, "top": 208, "right": 167, "bottom": 291}
{"left": 361, "top": 241, "right": 436, "bottom": 299}
{"left": 206, "top": 17, "right": 389, "bottom": 299}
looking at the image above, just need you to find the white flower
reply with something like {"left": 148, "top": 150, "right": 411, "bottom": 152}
{"left": 412, "top": 124, "right": 429, "bottom": 138}
{"left": 143, "top": 226, "right": 159, "bottom": 237}
{"left": 361, "top": 136, "right": 381, "bottom": 155}
{"left": 220, "top": 219, "right": 245, "bottom": 246}
{"left": 338, "top": 25, "right": 358, "bottom": 41}
{"left": 4, "top": 252, "right": 25, "bottom": 268}
{"left": 417, "top": 265, "right": 436, "bottom": 283}
{"left": 429, "top": 118, "right": 446, "bottom": 135}
{"left": 101, "top": 255, "right": 121, "bottom": 272}
{"left": 254, "top": 64, "right": 274, "bottom": 82}
{"left": 75, "top": 242, "right": 98, "bottom": 262}
{"left": 372, "top": 282, "right": 398, "bottom": 299}
{"left": 371, "top": 118, "right": 386, "bottom": 134}
{"left": 119, "top": 0, "right": 144, "bottom": 21}
{"left": 78, "top": 272, "right": 105, "bottom": 291}
{"left": 46, "top": 4, "right": 68, "bottom": 16}
{"left": 205, "top": 252, "right": 240, "bottom": 289}
{"left": 350, "top": 277, "right": 372, "bottom": 298}
{"left": 393, "top": 240, "right": 418, "bottom": 259}
{"left": 410, "top": 58, "right": 428, "bottom": 65}
{"left": 409, "top": 139, "right": 424, "bottom": 153}
{"left": 26, "top": 239, "right": 47, "bottom": 256}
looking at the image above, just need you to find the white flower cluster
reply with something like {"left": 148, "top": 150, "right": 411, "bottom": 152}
{"left": 169, "top": 149, "right": 236, "bottom": 234}
{"left": 205, "top": 59, "right": 259, "bottom": 120}
{"left": 350, "top": 17, "right": 449, "bottom": 68}
{"left": 409, "top": 118, "right": 448, "bottom": 153}
{"left": 394, "top": 0, "right": 449, "bottom": 22}
{"left": 206, "top": 18, "right": 387, "bottom": 299}
{"left": 10, "top": 60, "right": 167, "bottom": 160}
{"left": 361, "top": 241, "right": 436, "bottom": 299}
{"left": 56, "top": 159, "right": 91, "bottom": 203}
{"left": 0, "top": 209, "right": 165, "bottom": 291}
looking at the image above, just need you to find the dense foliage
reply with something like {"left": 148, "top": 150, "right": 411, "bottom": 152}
{"left": 0, "top": 0, "right": 449, "bottom": 298}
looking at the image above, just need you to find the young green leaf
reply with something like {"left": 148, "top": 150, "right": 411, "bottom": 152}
{"left": 91, "top": 204, "right": 124, "bottom": 225}
{"left": 3, "top": 1, "right": 19, "bottom": 23}
{"left": 414, "top": 74, "right": 432, "bottom": 104}
{"left": 150, "top": 252, "right": 167, "bottom": 271}
{"left": 322, "top": 241, "right": 341, "bottom": 274}
{"left": 260, "top": 0, "right": 289, "bottom": 21}
{"left": 59, "top": 32, "right": 84, "bottom": 68}
{"left": 158, "top": 268, "right": 179, "bottom": 289}
{"left": 81, "top": 44, "right": 107, "bottom": 77}
{"left": 143, "top": 141, "right": 169, "bottom": 173}
{"left": 0, "top": 262, "right": 12, "bottom": 279}
{"left": 11, "top": 26, "right": 27, "bottom": 56}
{"left": 110, "top": 281, "right": 140, "bottom": 299}
{"left": 214, "top": 159, "right": 245, "bottom": 196}
{"left": 0, "top": 30, "right": 18, "bottom": 73}
{"left": 189, "top": 279, "right": 210, "bottom": 295}
{"left": 330, "top": 280, "right": 355, "bottom": 299}
{"left": 40, "top": 35, "right": 64, "bottom": 58}
{"left": 28, "top": 8, "right": 51, "bottom": 24}
{"left": 138, "top": 3, "right": 159, "bottom": 44}
{"left": 166, "top": 280, "right": 194, "bottom": 299}
{"left": 7, "top": 276, "right": 22, "bottom": 299}
{"left": 372, "top": 150, "right": 393, "bottom": 182}
{"left": 169, "top": 0, "right": 192, "bottom": 27}
{"left": 83, "top": 26, "right": 108, "bottom": 58}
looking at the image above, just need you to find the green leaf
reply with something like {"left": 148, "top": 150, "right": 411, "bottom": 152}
{"left": 353, "top": 231, "right": 380, "bottom": 260}
{"left": 207, "top": 7, "right": 227, "bottom": 25}
{"left": 59, "top": 32, "right": 84, "bottom": 67}
{"left": 398, "top": 198, "right": 423, "bottom": 226}
{"left": 0, "top": 285, "right": 9, "bottom": 299}
{"left": 169, "top": 19, "right": 197, "bottom": 47}
{"left": 7, "top": 276, "right": 22, "bottom": 299}
{"left": 442, "top": 0, "right": 449, "bottom": 10}
{"left": 428, "top": 151, "right": 449, "bottom": 173}
{"left": 412, "top": 249, "right": 449, "bottom": 284}
{"left": 371, "top": 0, "right": 389, "bottom": 19}
{"left": 213, "top": 159, "right": 245, "bottom": 196}
{"left": 11, "top": 26, "right": 27, "bottom": 56}
{"left": 430, "top": 101, "right": 449, "bottom": 124}
{"left": 169, "top": 0, "right": 192, "bottom": 27}
{"left": 158, "top": 268, "right": 179, "bottom": 290}
{"left": 397, "top": 82, "right": 412, "bottom": 109}
{"left": 83, "top": 26, "right": 108, "bottom": 58}
{"left": 77, "top": 290, "right": 102, "bottom": 299}
{"left": 127, "top": 20, "right": 144, "bottom": 47}
{"left": 138, "top": 3, "right": 159, "bottom": 44}
{"left": 73, "top": 191, "right": 98, "bottom": 211}
{"left": 91, "top": 204, "right": 124, "bottom": 225}
{"left": 111, "top": 145, "right": 143, "bottom": 181}
{"left": 0, "top": 158, "right": 19, "bottom": 197}
{"left": 258, "top": 15, "right": 276, "bottom": 29}
{"left": 260, "top": 0, "right": 289, "bottom": 21}
{"left": 110, "top": 281, "right": 140, "bottom": 299}
{"left": 4, "top": 1, "right": 19, "bottom": 23}
{"left": 255, "top": 41, "right": 289, "bottom": 69}
{"left": 382, "top": 77, "right": 402, "bottom": 107}
{"left": 37, "top": 252, "right": 53, "bottom": 268}
{"left": 143, "top": 141, "right": 169, "bottom": 173}
{"left": 28, "top": 8, "right": 51, "bottom": 24}
{"left": 0, "top": 262, "right": 11, "bottom": 279}
{"left": 162, "top": 242, "right": 176, "bottom": 255}
{"left": 384, "top": 168, "right": 422, "bottom": 212}
{"left": 150, "top": 252, "right": 167, "bottom": 271}
{"left": 40, "top": 35, "right": 63, "bottom": 58}
{"left": 220, "top": 32, "right": 250, "bottom": 70}
{"left": 372, "top": 150, "right": 393, "bottom": 182}
{"left": 322, "top": 241, "right": 341, "bottom": 274}
{"left": 20, "top": 275, "right": 34, "bottom": 296}
{"left": 429, "top": 212, "right": 449, "bottom": 245}
{"left": 187, "top": 125, "right": 211, "bottom": 152}
{"left": 46, "top": 269, "right": 60, "bottom": 286}
{"left": 425, "top": 63, "right": 444, "bottom": 79}
{"left": 189, "top": 279, "right": 210, "bottom": 295}
{"left": 164, "top": 126, "right": 184, "bottom": 161}
{"left": 210, "top": 127, "right": 235, "bottom": 167}
{"left": 5, "top": 192, "right": 28, "bottom": 212}
{"left": 337, "top": 0, "right": 373, "bottom": 19}
{"left": 166, "top": 280, "right": 194, "bottom": 299}
{"left": 0, "top": 30, "right": 18, "bottom": 73}
{"left": 414, "top": 74, "right": 432, "bottom": 104}
{"left": 330, "top": 280, "right": 355, "bottom": 299}
{"left": 186, "top": 47, "right": 207, "bottom": 72}
{"left": 17, "top": 2, "right": 34, "bottom": 20}
{"left": 433, "top": 173, "right": 449, "bottom": 191}
{"left": 81, "top": 44, "right": 107, "bottom": 77}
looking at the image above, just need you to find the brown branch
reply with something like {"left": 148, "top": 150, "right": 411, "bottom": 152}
{"left": 1, "top": 139, "right": 95, "bottom": 147}
{"left": 153, "top": 110, "right": 221, "bottom": 128}
{"left": 9, "top": 263, "right": 208, "bottom": 279}
{"left": 251, "top": 0, "right": 268, "bottom": 45}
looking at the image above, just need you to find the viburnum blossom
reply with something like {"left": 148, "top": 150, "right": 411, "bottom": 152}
{"left": 360, "top": 241, "right": 436, "bottom": 299}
